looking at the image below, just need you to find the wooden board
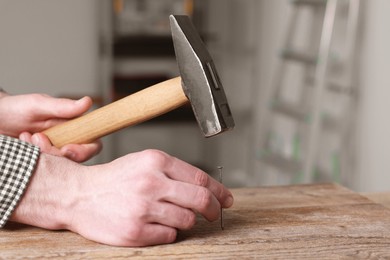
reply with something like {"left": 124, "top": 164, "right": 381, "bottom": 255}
{"left": 2, "top": 183, "right": 390, "bottom": 259}
{"left": 363, "top": 192, "right": 390, "bottom": 209}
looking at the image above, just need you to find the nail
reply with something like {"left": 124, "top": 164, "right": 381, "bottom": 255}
{"left": 217, "top": 166, "right": 224, "bottom": 230}
{"left": 32, "top": 134, "right": 41, "bottom": 146}
{"left": 76, "top": 96, "right": 86, "bottom": 104}
{"left": 19, "top": 133, "right": 27, "bottom": 142}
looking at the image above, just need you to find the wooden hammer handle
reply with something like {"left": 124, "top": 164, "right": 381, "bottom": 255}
{"left": 44, "top": 77, "right": 187, "bottom": 148}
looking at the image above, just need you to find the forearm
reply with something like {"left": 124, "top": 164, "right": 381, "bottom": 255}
{"left": 0, "top": 135, "right": 39, "bottom": 227}
{"left": 0, "top": 134, "right": 87, "bottom": 230}
{"left": 9, "top": 152, "right": 87, "bottom": 230}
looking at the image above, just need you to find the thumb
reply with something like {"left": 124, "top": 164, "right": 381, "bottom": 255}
{"left": 36, "top": 95, "right": 93, "bottom": 119}
{"left": 30, "top": 133, "right": 62, "bottom": 157}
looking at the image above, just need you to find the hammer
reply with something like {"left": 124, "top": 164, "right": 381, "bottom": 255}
{"left": 44, "top": 15, "right": 235, "bottom": 148}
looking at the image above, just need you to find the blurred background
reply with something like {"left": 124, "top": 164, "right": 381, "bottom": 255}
{"left": 0, "top": 0, "right": 389, "bottom": 192}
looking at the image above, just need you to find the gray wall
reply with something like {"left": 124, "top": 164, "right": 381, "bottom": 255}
{"left": 0, "top": 0, "right": 99, "bottom": 97}
{"left": 356, "top": 0, "right": 390, "bottom": 191}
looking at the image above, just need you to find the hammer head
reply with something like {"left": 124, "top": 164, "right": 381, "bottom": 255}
{"left": 169, "top": 15, "right": 235, "bottom": 137}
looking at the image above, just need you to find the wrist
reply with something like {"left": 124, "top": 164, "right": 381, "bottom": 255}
{"left": 10, "top": 153, "right": 87, "bottom": 230}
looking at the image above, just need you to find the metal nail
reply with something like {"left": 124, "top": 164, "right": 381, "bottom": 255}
{"left": 217, "top": 166, "right": 224, "bottom": 230}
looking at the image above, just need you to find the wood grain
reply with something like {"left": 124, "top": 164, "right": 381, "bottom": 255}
{"left": 2, "top": 183, "right": 390, "bottom": 259}
{"left": 363, "top": 192, "right": 390, "bottom": 209}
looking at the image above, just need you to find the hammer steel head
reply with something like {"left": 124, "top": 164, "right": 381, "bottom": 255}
{"left": 169, "top": 15, "right": 235, "bottom": 137}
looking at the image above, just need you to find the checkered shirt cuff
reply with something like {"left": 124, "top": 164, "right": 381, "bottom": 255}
{"left": 0, "top": 135, "right": 40, "bottom": 227}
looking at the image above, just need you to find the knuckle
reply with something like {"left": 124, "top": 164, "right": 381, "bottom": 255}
{"left": 138, "top": 174, "right": 155, "bottom": 188}
{"left": 140, "top": 149, "right": 169, "bottom": 168}
{"left": 196, "top": 187, "right": 213, "bottom": 211}
{"left": 216, "top": 186, "right": 225, "bottom": 203}
{"left": 24, "top": 94, "right": 43, "bottom": 112}
{"left": 136, "top": 174, "right": 160, "bottom": 194}
{"left": 166, "top": 229, "right": 177, "bottom": 243}
{"left": 194, "top": 169, "right": 209, "bottom": 187}
{"left": 30, "top": 93, "right": 45, "bottom": 100}
{"left": 133, "top": 201, "right": 150, "bottom": 221}
{"left": 182, "top": 211, "right": 196, "bottom": 229}
{"left": 31, "top": 93, "right": 49, "bottom": 106}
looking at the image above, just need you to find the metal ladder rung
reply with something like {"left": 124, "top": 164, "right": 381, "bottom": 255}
{"left": 272, "top": 100, "right": 342, "bottom": 131}
{"left": 272, "top": 101, "right": 342, "bottom": 131}
{"left": 293, "top": 0, "right": 327, "bottom": 6}
{"left": 282, "top": 49, "right": 317, "bottom": 65}
{"left": 261, "top": 152, "right": 302, "bottom": 174}
{"left": 327, "top": 79, "right": 354, "bottom": 95}
{"left": 305, "top": 77, "right": 354, "bottom": 96}
{"left": 272, "top": 100, "right": 308, "bottom": 122}
{"left": 262, "top": 151, "right": 332, "bottom": 181}
{"left": 322, "top": 115, "right": 341, "bottom": 131}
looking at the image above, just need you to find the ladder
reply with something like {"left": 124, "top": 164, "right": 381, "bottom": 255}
{"left": 258, "top": 0, "right": 360, "bottom": 184}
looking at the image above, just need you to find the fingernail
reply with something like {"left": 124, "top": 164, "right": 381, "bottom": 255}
{"left": 223, "top": 195, "right": 234, "bottom": 208}
{"left": 76, "top": 96, "right": 86, "bottom": 104}
{"left": 32, "top": 134, "right": 41, "bottom": 146}
{"left": 19, "top": 133, "right": 27, "bottom": 141}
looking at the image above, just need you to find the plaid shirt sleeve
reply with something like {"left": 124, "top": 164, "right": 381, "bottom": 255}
{"left": 0, "top": 135, "right": 40, "bottom": 227}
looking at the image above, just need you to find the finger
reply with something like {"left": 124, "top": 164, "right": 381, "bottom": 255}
{"left": 108, "top": 223, "right": 177, "bottom": 247}
{"left": 164, "top": 157, "right": 234, "bottom": 208}
{"left": 31, "top": 133, "right": 62, "bottom": 156}
{"left": 60, "top": 140, "right": 103, "bottom": 162}
{"left": 132, "top": 223, "right": 177, "bottom": 247}
{"left": 38, "top": 118, "right": 70, "bottom": 131}
{"left": 34, "top": 95, "right": 92, "bottom": 119}
{"left": 147, "top": 202, "right": 196, "bottom": 230}
{"left": 19, "top": 132, "right": 33, "bottom": 143}
{"left": 163, "top": 181, "right": 221, "bottom": 222}
{"left": 88, "top": 223, "right": 177, "bottom": 247}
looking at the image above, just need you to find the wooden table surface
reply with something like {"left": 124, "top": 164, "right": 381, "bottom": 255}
{"left": 2, "top": 183, "right": 390, "bottom": 259}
